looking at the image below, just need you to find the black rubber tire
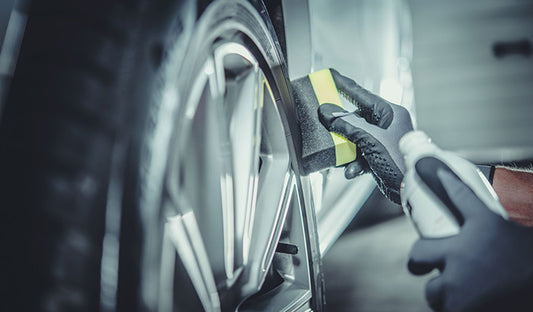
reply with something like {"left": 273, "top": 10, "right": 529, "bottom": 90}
{"left": 0, "top": 0, "right": 191, "bottom": 311}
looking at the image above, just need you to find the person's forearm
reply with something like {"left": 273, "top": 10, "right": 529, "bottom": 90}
{"left": 492, "top": 167, "right": 533, "bottom": 226}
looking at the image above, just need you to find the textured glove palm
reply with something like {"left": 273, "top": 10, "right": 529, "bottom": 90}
{"left": 318, "top": 69, "right": 413, "bottom": 204}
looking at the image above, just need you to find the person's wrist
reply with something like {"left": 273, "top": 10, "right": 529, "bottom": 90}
{"left": 492, "top": 166, "right": 533, "bottom": 227}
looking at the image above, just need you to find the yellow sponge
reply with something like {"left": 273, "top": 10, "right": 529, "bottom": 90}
{"left": 292, "top": 68, "right": 356, "bottom": 174}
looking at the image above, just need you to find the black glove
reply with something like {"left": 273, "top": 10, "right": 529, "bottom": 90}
{"left": 408, "top": 162, "right": 533, "bottom": 312}
{"left": 318, "top": 69, "right": 413, "bottom": 204}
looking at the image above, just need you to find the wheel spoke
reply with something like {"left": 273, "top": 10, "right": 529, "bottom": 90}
{"left": 165, "top": 210, "right": 221, "bottom": 312}
{"left": 213, "top": 52, "right": 236, "bottom": 282}
{"left": 241, "top": 78, "right": 293, "bottom": 294}
{"left": 226, "top": 65, "right": 261, "bottom": 269}
{"left": 169, "top": 57, "right": 228, "bottom": 283}
{"left": 215, "top": 43, "right": 264, "bottom": 282}
{"left": 244, "top": 172, "right": 293, "bottom": 294}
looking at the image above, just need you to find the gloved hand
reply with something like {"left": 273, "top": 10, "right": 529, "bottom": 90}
{"left": 408, "top": 163, "right": 533, "bottom": 312}
{"left": 318, "top": 69, "right": 413, "bottom": 204}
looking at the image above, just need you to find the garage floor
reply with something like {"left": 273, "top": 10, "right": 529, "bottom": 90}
{"left": 323, "top": 216, "right": 434, "bottom": 312}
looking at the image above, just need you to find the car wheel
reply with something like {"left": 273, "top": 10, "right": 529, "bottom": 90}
{"left": 139, "top": 0, "right": 324, "bottom": 311}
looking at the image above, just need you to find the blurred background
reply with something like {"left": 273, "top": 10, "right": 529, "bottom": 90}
{"left": 284, "top": 0, "right": 533, "bottom": 311}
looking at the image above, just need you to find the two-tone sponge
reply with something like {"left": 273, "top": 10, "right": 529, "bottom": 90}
{"left": 292, "top": 68, "right": 356, "bottom": 175}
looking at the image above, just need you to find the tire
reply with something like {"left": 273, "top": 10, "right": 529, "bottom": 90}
{"left": 0, "top": 0, "right": 324, "bottom": 311}
{"left": 0, "top": 0, "right": 147, "bottom": 310}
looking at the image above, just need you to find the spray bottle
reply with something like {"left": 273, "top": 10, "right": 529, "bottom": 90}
{"left": 399, "top": 131, "right": 508, "bottom": 238}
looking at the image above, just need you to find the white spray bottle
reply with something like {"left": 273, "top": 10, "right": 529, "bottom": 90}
{"left": 399, "top": 131, "right": 508, "bottom": 238}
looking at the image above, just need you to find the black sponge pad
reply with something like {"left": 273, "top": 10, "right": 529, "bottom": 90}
{"left": 292, "top": 75, "right": 337, "bottom": 175}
